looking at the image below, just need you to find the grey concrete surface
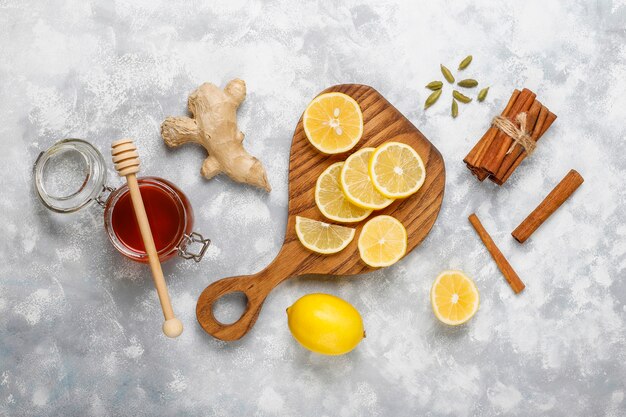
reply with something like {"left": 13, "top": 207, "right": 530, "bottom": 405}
{"left": 1, "top": 1, "right": 625, "bottom": 415}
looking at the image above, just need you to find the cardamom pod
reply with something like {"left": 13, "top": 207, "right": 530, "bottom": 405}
{"left": 458, "top": 55, "right": 473, "bottom": 70}
{"left": 425, "top": 81, "right": 443, "bottom": 90}
{"left": 457, "top": 79, "right": 478, "bottom": 88}
{"left": 451, "top": 99, "right": 458, "bottom": 118}
{"left": 424, "top": 89, "right": 442, "bottom": 109}
{"left": 440, "top": 64, "right": 455, "bottom": 83}
{"left": 478, "top": 87, "right": 489, "bottom": 102}
{"left": 453, "top": 90, "right": 472, "bottom": 103}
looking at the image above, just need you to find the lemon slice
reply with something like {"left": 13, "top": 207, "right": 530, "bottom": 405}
{"left": 357, "top": 215, "right": 407, "bottom": 267}
{"left": 369, "top": 142, "right": 426, "bottom": 199}
{"left": 340, "top": 148, "right": 394, "bottom": 210}
{"left": 303, "top": 92, "right": 364, "bottom": 154}
{"left": 431, "top": 270, "right": 479, "bottom": 326}
{"left": 295, "top": 216, "right": 355, "bottom": 254}
{"left": 315, "top": 162, "right": 373, "bottom": 223}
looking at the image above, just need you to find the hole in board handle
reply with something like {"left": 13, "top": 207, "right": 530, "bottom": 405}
{"left": 212, "top": 291, "right": 248, "bottom": 325}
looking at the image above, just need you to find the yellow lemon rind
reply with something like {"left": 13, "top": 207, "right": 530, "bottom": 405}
{"left": 287, "top": 293, "right": 365, "bottom": 355}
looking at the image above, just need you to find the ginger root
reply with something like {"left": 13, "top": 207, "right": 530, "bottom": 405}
{"left": 161, "top": 79, "right": 271, "bottom": 192}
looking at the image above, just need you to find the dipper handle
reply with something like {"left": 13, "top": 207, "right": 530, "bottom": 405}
{"left": 111, "top": 139, "right": 183, "bottom": 338}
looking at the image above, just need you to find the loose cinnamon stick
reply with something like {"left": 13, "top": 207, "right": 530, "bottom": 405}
{"left": 481, "top": 88, "right": 536, "bottom": 175}
{"left": 511, "top": 169, "right": 584, "bottom": 243}
{"left": 469, "top": 213, "right": 525, "bottom": 294}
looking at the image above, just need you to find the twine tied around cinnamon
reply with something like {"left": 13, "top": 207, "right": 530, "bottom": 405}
{"left": 492, "top": 112, "right": 536, "bottom": 155}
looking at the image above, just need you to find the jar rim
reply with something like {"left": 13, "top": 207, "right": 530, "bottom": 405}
{"left": 33, "top": 138, "right": 108, "bottom": 213}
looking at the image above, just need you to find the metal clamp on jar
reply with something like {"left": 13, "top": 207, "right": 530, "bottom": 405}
{"left": 34, "top": 138, "right": 210, "bottom": 263}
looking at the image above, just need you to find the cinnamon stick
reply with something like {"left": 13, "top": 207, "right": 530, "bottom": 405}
{"left": 511, "top": 169, "right": 584, "bottom": 243}
{"left": 468, "top": 213, "right": 525, "bottom": 294}
{"left": 497, "top": 110, "right": 557, "bottom": 184}
{"left": 492, "top": 104, "right": 548, "bottom": 184}
{"left": 467, "top": 90, "right": 521, "bottom": 170}
{"left": 463, "top": 88, "right": 557, "bottom": 185}
{"left": 463, "top": 89, "right": 521, "bottom": 180}
{"left": 464, "top": 129, "right": 495, "bottom": 181}
{"left": 464, "top": 90, "right": 520, "bottom": 166}
{"left": 490, "top": 100, "right": 544, "bottom": 185}
{"left": 480, "top": 88, "right": 536, "bottom": 175}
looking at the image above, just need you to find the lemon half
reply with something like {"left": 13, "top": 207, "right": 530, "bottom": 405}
{"left": 357, "top": 215, "right": 407, "bottom": 267}
{"left": 369, "top": 142, "right": 426, "bottom": 199}
{"left": 431, "top": 270, "right": 479, "bottom": 325}
{"left": 303, "top": 92, "right": 363, "bottom": 154}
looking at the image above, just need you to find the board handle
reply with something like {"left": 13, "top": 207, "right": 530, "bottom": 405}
{"left": 196, "top": 260, "right": 288, "bottom": 341}
{"left": 196, "top": 275, "right": 265, "bottom": 341}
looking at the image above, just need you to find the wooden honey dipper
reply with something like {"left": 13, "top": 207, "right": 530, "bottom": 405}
{"left": 111, "top": 138, "right": 183, "bottom": 338}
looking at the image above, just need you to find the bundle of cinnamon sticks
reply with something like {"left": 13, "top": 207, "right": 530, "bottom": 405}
{"left": 463, "top": 88, "right": 557, "bottom": 185}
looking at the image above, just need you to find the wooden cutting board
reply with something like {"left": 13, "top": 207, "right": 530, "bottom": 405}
{"left": 196, "top": 84, "right": 446, "bottom": 341}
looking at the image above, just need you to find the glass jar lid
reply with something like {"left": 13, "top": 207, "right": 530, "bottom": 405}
{"left": 34, "top": 138, "right": 109, "bottom": 213}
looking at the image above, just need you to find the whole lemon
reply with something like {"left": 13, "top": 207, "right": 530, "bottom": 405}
{"left": 286, "top": 293, "right": 365, "bottom": 355}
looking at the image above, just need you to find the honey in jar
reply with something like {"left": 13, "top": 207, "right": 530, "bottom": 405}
{"left": 34, "top": 139, "right": 209, "bottom": 263}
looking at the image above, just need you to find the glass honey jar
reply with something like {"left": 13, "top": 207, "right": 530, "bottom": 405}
{"left": 34, "top": 138, "right": 210, "bottom": 263}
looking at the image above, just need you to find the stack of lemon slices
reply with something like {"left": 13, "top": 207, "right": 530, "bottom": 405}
{"left": 294, "top": 92, "right": 426, "bottom": 268}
